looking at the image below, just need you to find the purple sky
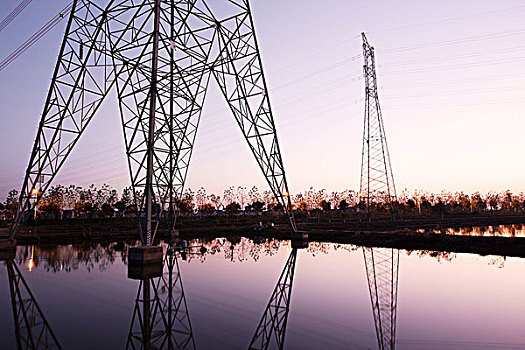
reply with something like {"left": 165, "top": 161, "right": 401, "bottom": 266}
{"left": 1, "top": 0, "right": 525, "bottom": 201}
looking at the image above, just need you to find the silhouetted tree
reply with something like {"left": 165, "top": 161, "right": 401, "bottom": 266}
{"left": 39, "top": 201, "right": 61, "bottom": 218}
{"left": 199, "top": 203, "right": 215, "bottom": 214}
{"left": 225, "top": 202, "right": 241, "bottom": 215}
{"left": 338, "top": 199, "right": 349, "bottom": 211}
{"left": 320, "top": 200, "right": 331, "bottom": 211}
{"left": 178, "top": 200, "right": 192, "bottom": 214}
{"left": 6, "top": 189, "right": 19, "bottom": 218}
{"left": 251, "top": 200, "right": 265, "bottom": 212}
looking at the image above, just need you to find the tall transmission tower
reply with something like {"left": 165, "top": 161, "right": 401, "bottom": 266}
{"left": 8, "top": 0, "right": 297, "bottom": 244}
{"left": 363, "top": 248, "right": 400, "bottom": 350}
{"left": 359, "top": 33, "right": 397, "bottom": 216}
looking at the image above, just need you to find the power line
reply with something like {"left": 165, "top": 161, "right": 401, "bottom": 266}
{"left": 0, "top": 0, "right": 32, "bottom": 33}
{"left": 379, "top": 28, "right": 525, "bottom": 53}
{"left": 380, "top": 56, "right": 525, "bottom": 76}
{"left": 369, "top": 4, "right": 525, "bottom": 35}
{"left": 0, "top": 2, "right": 72, "bottom": 72}
{"left": 380, "top": 44, "right": 525, "bottom": 68}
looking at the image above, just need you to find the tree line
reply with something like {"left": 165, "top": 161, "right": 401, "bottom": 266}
{"left": 2, "top": 184, "right": 525, "bottom": 219}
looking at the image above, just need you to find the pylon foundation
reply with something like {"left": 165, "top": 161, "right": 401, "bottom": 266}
{"left": 291, "top": 231, "right": 308, "bottom": 249}
{"left": 127, "top": 246, "right": 163, "bottom": 280}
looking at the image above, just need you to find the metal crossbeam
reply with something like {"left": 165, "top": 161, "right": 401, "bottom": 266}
{"left": 248, "top": 248, "right": 297, "bottom": 350}
{"left": 363, "top": 248, "right": 399, "bottom": 350}
{"left": 359, "top": 33, "right": 397, "bottom": 216}
{"left": 10, "top": 0, "right": 296, "bottom": 241}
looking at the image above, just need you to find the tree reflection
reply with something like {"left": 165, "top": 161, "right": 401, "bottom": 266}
{"left": 410, "top": 250, "right": 456, "bottom": 262}
{"left": 417, "top": 224, "right": 525, "bottom": 238}
{"left": 15, "top": 241, "right": 134, "bottom": 273}
{"left": 12, "top": 233, "right": 513, "bottom": 274}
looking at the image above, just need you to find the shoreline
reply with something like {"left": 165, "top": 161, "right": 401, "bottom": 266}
{"left": 1, "top": 213, "right": 525, "bottom": 258}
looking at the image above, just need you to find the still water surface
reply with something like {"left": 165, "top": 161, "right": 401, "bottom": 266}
{"left": 1, "top": 236, "right": 525, "bottom": 349}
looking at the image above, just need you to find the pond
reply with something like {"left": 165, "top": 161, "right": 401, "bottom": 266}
{"left": 1, "top": 237, "right": 524, "bottom": 349}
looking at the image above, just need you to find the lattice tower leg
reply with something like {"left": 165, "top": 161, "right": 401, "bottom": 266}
{"left": 10, "top": 0, "right": 118, "bottom": 238}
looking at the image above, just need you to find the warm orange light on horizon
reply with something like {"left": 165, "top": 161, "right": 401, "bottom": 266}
{"left": 31, "top": 188, "right": 39, "bottom": 196}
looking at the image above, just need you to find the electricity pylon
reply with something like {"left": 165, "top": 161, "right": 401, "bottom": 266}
{"left": 359, "top": 33, "right": 397, "bottom": 216}
{"left": 249, "top": 248, "right": 297, "bottom": 350}
{"left": 127, "top": 251, "right": 195, "bottom": 349}
{"left": 9, "top": 0, "right": 297, "bottom": 244}
{"left": 6, "top": 259, "right": 62, "bottom": 349}
{"left": 363, "top": 248, "right": 399, "bottom": 350}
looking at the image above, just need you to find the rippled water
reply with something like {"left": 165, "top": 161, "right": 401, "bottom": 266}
{"left": 1, "top": 237, "right": 525, "bottom": 349}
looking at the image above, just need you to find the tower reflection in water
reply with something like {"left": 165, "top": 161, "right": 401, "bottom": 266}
{"left": 6, "top": 259, "right": 61, "bottom": 349}
{"left": 249, "top": 238, "right": 307, "bottom": 350}
{"left": 4, "top": 240, "right": 400, "bottom": 349}
{"left": 127, "top": 247, "right": 195, "bottom": 350}
{"left": 363, "top": 247, "right": 400, "bottom": 350}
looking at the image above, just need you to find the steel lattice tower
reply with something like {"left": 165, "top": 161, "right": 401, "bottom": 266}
{"left": 363, "top": 248, "right": 399, "bottom": 350}
{"left": 9, "top": 0, "right": 297, "bottom": 243}
{"left": 359, "top": 33, "right": 397, "bottom": 215}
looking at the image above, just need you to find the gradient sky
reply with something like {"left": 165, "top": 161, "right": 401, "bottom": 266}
{"left": 1, "top": 0, "right": 525, "bottom": 201}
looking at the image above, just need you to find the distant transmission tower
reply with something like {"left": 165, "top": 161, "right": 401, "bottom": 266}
{"left": 359, "top": 33, "right": 397, "bottom": 216}
{"left": 9, "top": 0, "right": 297, "bottom": 243}
{"left": 363, "top": 247, "right": 399, "bottom": 350}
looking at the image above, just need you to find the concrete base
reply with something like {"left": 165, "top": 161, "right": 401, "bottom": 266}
{"left": 291, "top": 237, "right": 309, "bottom": 249}
{"left": 127, "top": 246, "right": 163, "bottom": 280}
{"left": 291, "top": 231, "right": 308, "bottom": 240}
{"left": 290, "top": 231, "right": 308, "bottom": 249}
{"left": 128, "top": 262, "right": 163, "bottom": 280}
{"left": 128, "top": 246, "right": 163, "bottom": 265}
{"left": 0, "top": 239, "right": 16, "bottom": 261}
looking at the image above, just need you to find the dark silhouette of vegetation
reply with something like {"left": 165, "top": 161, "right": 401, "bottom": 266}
{"left": 3, "top": 184, "right": 525, "bottom": 223}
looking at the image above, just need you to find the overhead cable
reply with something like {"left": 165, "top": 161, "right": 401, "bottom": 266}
{"left": 0, "top": 2, "right": 73, "bottom": 72}
{"left": 0, "top": 0, "right": 33, "bottom": 33}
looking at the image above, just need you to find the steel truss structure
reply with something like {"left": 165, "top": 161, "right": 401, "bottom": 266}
{"left": 359, "top": 33, "right": 397, "bottom": 215}
{"left": 6, "top": 259, "right": 62, "bottom": 349}
{"left": 363, "top": 248, "right": 399, "bottom": 350}
{"left": 127, "top": 252, "right": 195, "bottom": 349}
{"left": 249, "top": 248, "right": 297, "bottom": 350}
{"left": 10, "top": 0, "right": 296, "bottom": 243}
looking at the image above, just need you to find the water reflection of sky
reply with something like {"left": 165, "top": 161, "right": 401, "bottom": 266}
{"left": 1, "top": 238, "right": 525, "bottom": 349}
